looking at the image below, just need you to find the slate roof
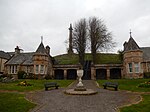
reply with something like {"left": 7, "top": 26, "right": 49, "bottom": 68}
{"left": 6, "top": 52, "right": 34, "bottom": 65}
{"left": 140, "top": 47, "right": 150, "bottom": 61}
{"left": 7, "top": 52, "right": 15, "bottom": 57}
{"left": 0, "top": 51, "right": 11, "bottom": 59}
{"left": 124, "top": 37, "right": 140, "bottom": 51}
{"left": 35, "top": 42, "right": 47, "bottom": 54}
{"left": 124, "top": 36, "right": 150, "bottom": 61}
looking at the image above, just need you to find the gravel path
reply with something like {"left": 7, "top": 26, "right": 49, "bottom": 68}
{"left": 26, "top": 80, "right": 141, "bottom": 112}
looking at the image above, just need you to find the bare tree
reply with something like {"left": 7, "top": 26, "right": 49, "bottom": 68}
{"left": 72, "top": 18, "right": 87, "bottom": 66}
{"left": 88, "top": 17, "right": 115, "bottom": 64}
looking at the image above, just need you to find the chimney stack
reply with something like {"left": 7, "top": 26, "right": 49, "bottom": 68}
{"left": 15, "top": 46, "right": 20, "bottom": 55}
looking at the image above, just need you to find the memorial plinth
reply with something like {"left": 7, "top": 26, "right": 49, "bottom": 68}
{"left": 65, "top": 69, "right": 97, "bottom": 95}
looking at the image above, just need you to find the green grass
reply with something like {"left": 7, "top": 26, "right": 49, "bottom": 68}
{"left": 0, "top": 79, "right": 74, "bottom": 92}
{"left": 54, "top": 53, "right": 122, "bottom": 65}
{"left": 0, "top": 92, "right": 36, "bottom": 112}
{"left": 54, "top": 54, "right": 79, "bottom": 64}
{"left": 120, "top": 94, "right": 150, "bottom": 112}
{"left": 97, "top": 79, "right": 150, "bottom": 92}
{"left": 95, "top": 53, "right": 122, "bottom": 64}
{"left": 0, "top": 79, "right": 74, "bottom": 112}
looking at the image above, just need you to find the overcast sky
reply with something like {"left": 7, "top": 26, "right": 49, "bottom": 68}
{"left": 0, "top": 0, "right": 150, "bottom": 56}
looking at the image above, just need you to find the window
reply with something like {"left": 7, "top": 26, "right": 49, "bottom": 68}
{"left": 40, "top": 65, "right": 44, "bottom": 74}
{"left": 26, "top": 66, "right": 32, "bottom": 73}
{"left": 9, "top": 66, "right": 11, "bottom": 74}
{"left": 128, "top": 63, "right": 132, "bottom": 73}
{"left": 135, "top": 63, "right": 140, "bottom": 73}
{"left": 35, "top": 65, "right": 39, "bottom": 74}
{"left": 148, "top": 63, "right": 150, "bottom": 72}
{"left": 10, "top": 65, "right": 17, "bottom": 74}
{"left": 15, "top": 66, "right": 17, "bottom": 73}
{"left": 45, "top": 65, "right": 47, "bottom": 74}
{"left": 12, "top": 66, "right": 14, "bottom": 74}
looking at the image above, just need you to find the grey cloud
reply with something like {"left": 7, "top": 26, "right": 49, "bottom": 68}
{"left": 0, "top": 0, "right": 150, "bottom": 55}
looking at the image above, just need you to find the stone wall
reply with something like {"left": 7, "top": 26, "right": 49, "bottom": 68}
{"left": 123, "top": 50, "right": 144, "bottom": 78}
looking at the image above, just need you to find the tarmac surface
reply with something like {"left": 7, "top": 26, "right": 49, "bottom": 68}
{"left": 26, "top": 80, "right": 141, "bottom": 112}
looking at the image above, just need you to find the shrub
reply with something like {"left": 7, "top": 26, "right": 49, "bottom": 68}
{"left": 23, "top": 73, "right": 34, "bottom": 79}
{"left": 138, "top": 81, "right": 150, "bottom": 88}
{"left": 17, "top": 71, "right": 26, "bottom": 79}
{"left": 45, "top": 75, "right": 52, "bottom": 80}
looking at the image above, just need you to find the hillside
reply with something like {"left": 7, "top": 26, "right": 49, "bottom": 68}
{"left": 54, "top": 53, "right": 122, "bottom": 65}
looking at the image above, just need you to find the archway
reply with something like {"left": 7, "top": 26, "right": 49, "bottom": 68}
{"left": 96, "top": 69, "right": 107, "bottom": 79}
{"left": 110, "top": 68, "right": 121, "bottom": 79}
{"left": 67, "top": 69, "right": 77, "bottom": 80}
{"left": 54, "top": 69, "right": 64, "bottom": 79}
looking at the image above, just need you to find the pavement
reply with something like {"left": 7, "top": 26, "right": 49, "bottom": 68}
{"left": 26, "top": 80, "right": 141, "bottom": 112}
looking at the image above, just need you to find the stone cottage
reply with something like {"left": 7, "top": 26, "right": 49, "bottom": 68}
{"left": 5, "top": 41, "right": 53, "bottom": 79}
{"left": 123, "top": 34, "right": 150, "bottom": 78}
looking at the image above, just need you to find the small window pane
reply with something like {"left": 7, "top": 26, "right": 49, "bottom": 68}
{"left": 36, "top": 65, "right": 39, "bottom": 74}
{"left": 135, "top": 63, "right": 139, "bottom": 73}
{"left": 128, "top": 63, "right": 132, "bottom": 73}
{"left": 40, "top": 65, "right": 44, "bottom": 74}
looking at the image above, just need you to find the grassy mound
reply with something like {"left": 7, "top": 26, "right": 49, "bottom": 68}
{"left": 54, "top": 53, "right": 122, "bottom": 65}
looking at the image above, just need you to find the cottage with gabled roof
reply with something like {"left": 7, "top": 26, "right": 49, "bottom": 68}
{"left": 5, "top": 39, "right": 53, "bottom": 79}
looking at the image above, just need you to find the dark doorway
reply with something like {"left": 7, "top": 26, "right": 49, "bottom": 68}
{"left": 110, "top": 68, "right": 121, "bottom": 79}
{"left": 54, "top": 69, "right": 64, "bottom": 79}
{"left": 67, "top": 69, "right": 77, "bottom": 80}
{"left": 83, "top": 60, "right": 91, "bottom": 80}
{"left": 96, "top": 69, "right": 107, "bottom": 79}
{"left": 83, "top": 70, "right": 91, "bottom": 80}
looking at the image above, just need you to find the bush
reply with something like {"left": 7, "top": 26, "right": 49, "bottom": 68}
{"left": 138, "top": 81, "right": 150, "bottom": 88}
{"left": 144, "top": 72, "right": 150, "bottom": 78}
{"left": 23, "top": 73, "right": 34, "bottom": 79}
{"left": 17, "top": 71, "right": 26, "bottom": 79}
{"left": 45, "top": 75, "right": 52, "bottom": 80}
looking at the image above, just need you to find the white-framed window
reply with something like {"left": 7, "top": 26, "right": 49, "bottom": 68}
{"left": 135, "top": 63, "right": 140, "bottom": 73}
{"left": 35, "top": 65, "right": 39, "bottom": 74}
{"left": 128, "top": 63, "right": 132, "bottom": 73}
{"left": 40, "top": 65, "right": 44, "bottom": 74}
{"left": 10, "top": 65, "right": 17, "bottom": 74}
{"left": 12, "top": 66, "right": 14, "bottom": 73}
{"left": 26, "top": 66, "right": 31, "bottom": 73}
{"left": 148, "top": 63, "right": 150, "bottom": 72}
{"left": 15, "top": 66, "right": 17, "bottom": 73}
{"left": 45, "top": 65, "right": 47, "bottom": 74}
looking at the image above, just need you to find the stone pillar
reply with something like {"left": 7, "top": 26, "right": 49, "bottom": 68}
{"left": 121, "top": 68, "right": 124, "bottom": 78}
{"left": 52, "top": 69, "right": 55, "bottom": 79}
{"left": 64, "top": 69, "right": 67, "bottom": 79}
{"left": 68, "top": 24, "right": 73, "bottom": 54}
{"left": 91, "top": 67, "right": 96, "bottom": 80}
{"left": 106, "top": 68, "right": 110, "bottom": 79}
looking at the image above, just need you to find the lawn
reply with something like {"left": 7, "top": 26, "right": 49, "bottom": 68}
{"left": 0, "top": 92, "right": 36, "bottom": 112}
{"left": 97, "top": 79, "right": 150, "bottom": 92}
{"left": 0, "top": 79, "right": 74, "bottom": 112}
{"left": 0, "top": 79, "right": 74, "bottom": 92}
{"left": 97, "top": 79, "right": 150, "bottom": 112}
{"left": 120, "top": 94, "right": 150, "bottom": 112}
